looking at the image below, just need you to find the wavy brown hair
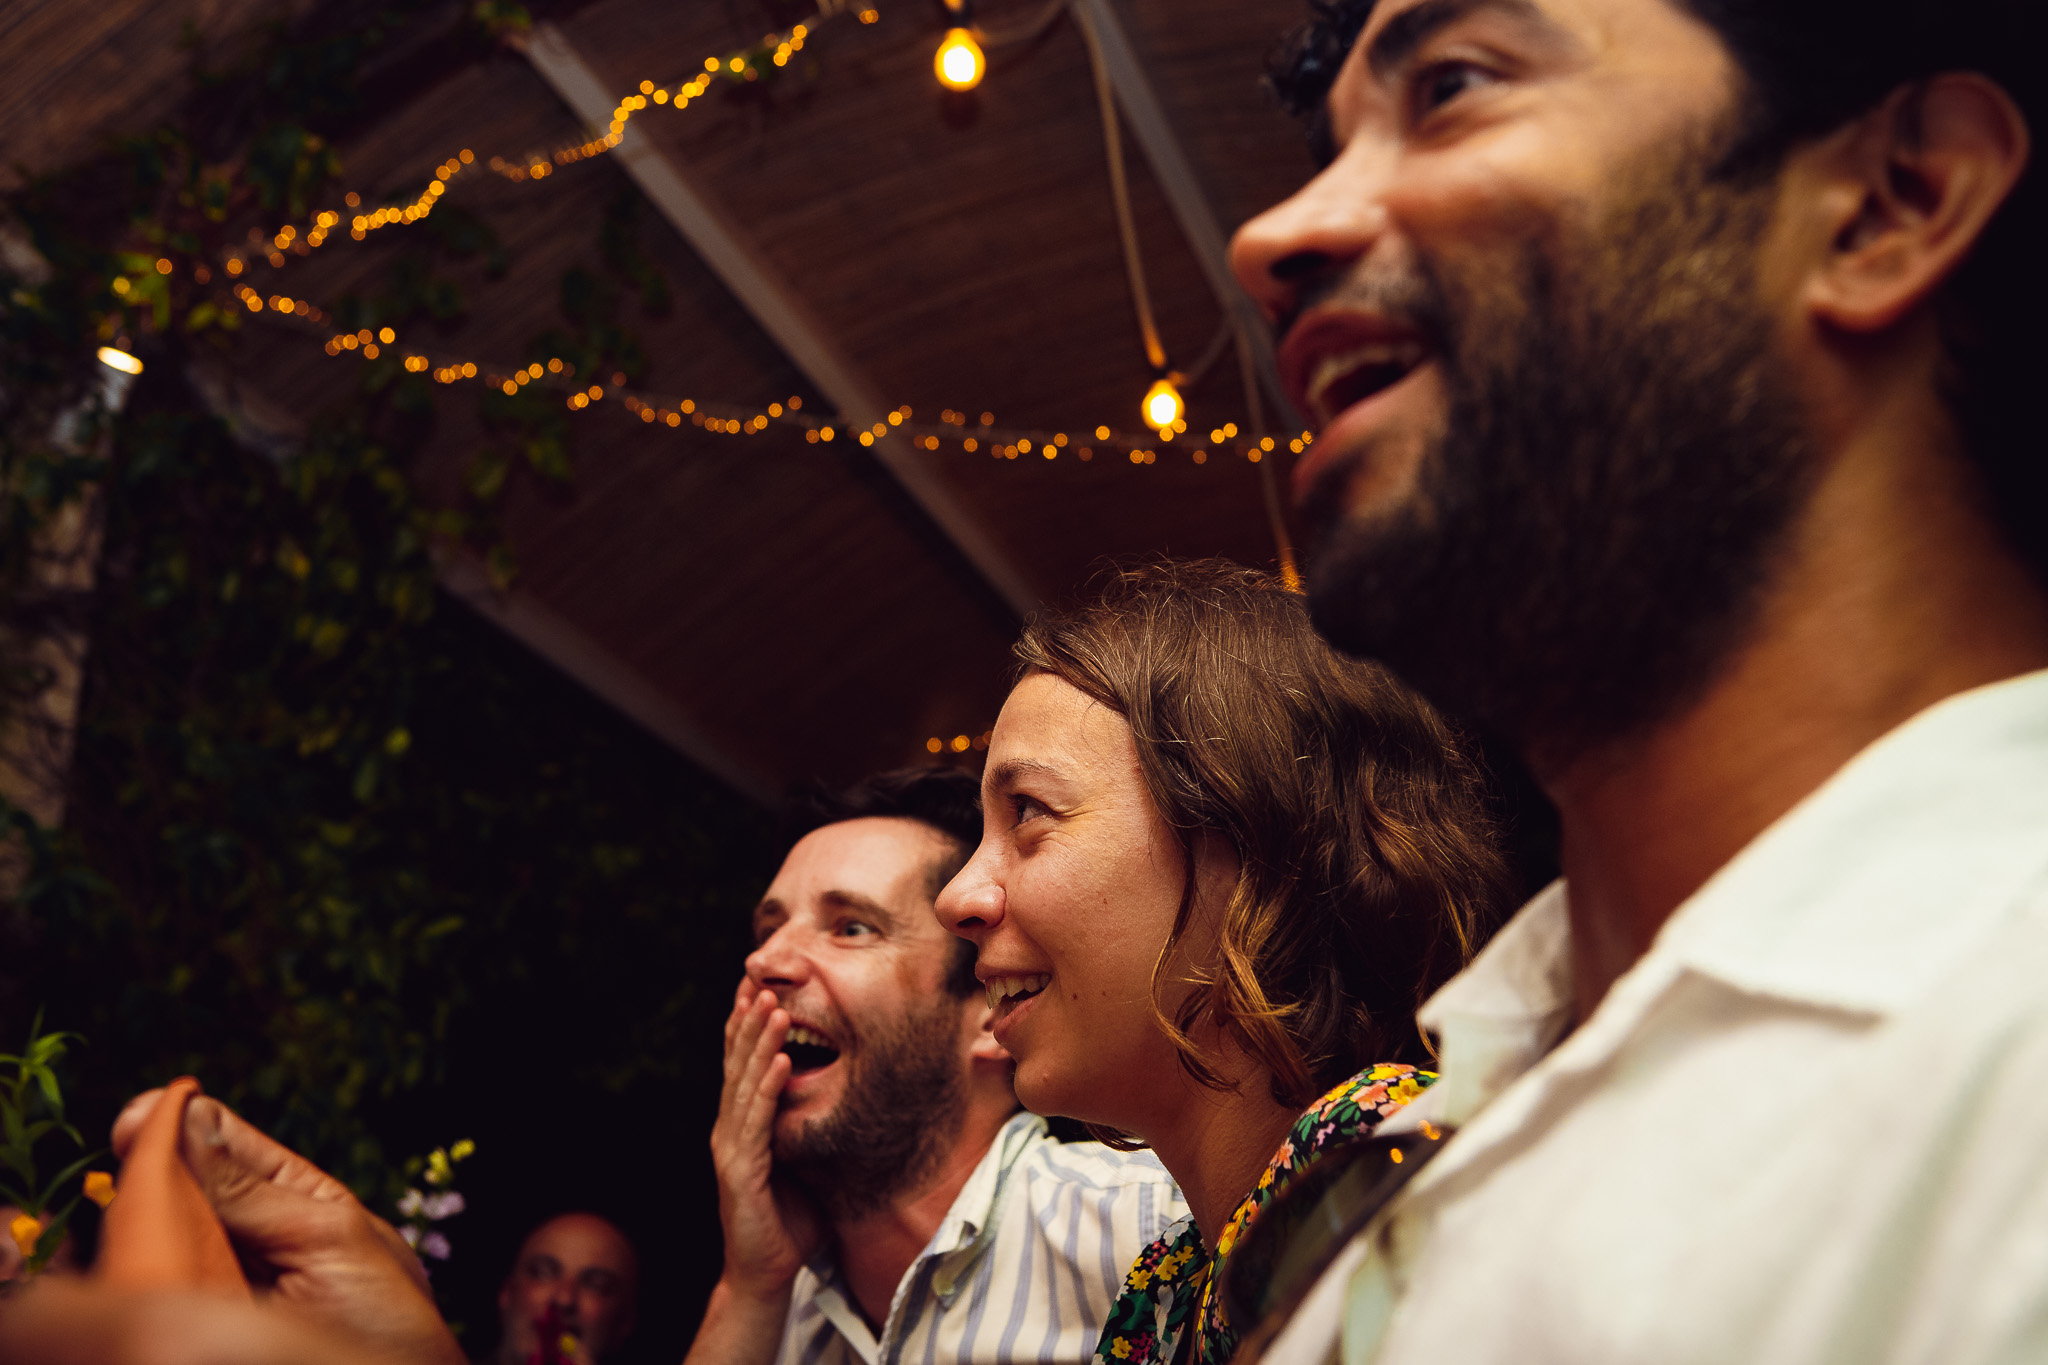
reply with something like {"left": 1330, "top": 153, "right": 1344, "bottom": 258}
{"left": 1014, "top": 559, "right": 1513, "bottom": 1118}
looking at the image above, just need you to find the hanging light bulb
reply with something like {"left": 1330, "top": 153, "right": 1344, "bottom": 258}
{"left": 96, "top": 346, "right": 144, "bottom": 375}
{"left": 1143, "top": 376, "right": 1184, "bottom": 432}
{"left": 935, "top": 27, "right": 984, "bottom": 89}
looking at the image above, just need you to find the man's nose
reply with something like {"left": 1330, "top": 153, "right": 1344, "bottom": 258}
{"left": 1229, "top": 154, "right": 1390, "bottom": 327}
{"left": 934, "top": 848, "right": 1004, "bottom": 943}
{"left": 743, "top": 923, "right": 810, "bottom": 988}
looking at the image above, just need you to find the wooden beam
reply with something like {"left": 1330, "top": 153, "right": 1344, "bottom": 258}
{"left": 1068, "top": 0, "right": 1300, "bottom": 429}
{"left": 525, "top": 23, "right": 1039, "bottom": 617}
{"left": 437, "top": 553, "right": 780, "bottom": 804}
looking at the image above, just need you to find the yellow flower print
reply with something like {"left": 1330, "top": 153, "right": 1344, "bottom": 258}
{"left": 1130, "top": 1269, "right": 1151, "bottom": 1290}
{"left": 1110, "top": 1337, "right": 1133, "bottom": 1359}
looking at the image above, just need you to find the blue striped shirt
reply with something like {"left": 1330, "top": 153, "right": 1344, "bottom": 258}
{"left": 776, "top": 1111, "right": 1188, "bottom": 1365}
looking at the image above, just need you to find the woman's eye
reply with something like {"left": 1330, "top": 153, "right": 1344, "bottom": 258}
{"left": 1414, "top": 61, "right": 1494, "bottom": 116}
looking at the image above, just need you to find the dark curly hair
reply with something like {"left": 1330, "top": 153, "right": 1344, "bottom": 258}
{"left": 1015, "top": 559, "right": 1514, "bottom": 1115}
{"left": 786, "top": 766, "right": 983, "bottom": 998}
{"left": 1267, "top": 0, "right": 2048, "bottom": 581}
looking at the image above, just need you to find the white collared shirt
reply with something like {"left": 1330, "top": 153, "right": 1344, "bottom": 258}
{"left": 777, "top": 1111, "right": 1187, "bottom": 1365}
{"left": 1265, "top": 668, "right": 2048, "bottom": 1365}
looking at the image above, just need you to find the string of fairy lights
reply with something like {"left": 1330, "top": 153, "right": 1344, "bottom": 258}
{"left": 172, "top": 4, "right": 869, "bottom": 294}
{"left": 244, "top": 292, "right": 1310, "bottom": 464}
{"left": 110, "top": 0, "right": 1320, "bottom": 471}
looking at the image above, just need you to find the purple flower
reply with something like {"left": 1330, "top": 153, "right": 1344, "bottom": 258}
{"left": 419, "top": 1231, "right": 452, "bottom": 1260}
{"left": 423, "top": 1191, "right": 465, "bottom": 1220}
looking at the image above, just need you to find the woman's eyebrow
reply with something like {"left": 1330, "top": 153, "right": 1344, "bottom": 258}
{"left": 986, "top": 757, "right": 1065, "bottom": 789}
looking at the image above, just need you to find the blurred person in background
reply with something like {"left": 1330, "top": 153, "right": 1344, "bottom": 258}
{"left": 493, "top": 1212, "right": 638, "bottom": 1365}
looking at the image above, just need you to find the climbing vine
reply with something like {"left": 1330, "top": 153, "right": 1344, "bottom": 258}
{"left": 0, "top": 0, "right": 770, "bottom": 1202}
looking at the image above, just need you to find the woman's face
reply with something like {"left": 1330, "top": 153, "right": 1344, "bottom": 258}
{"left": 935, "top": 672, "right": 1230, "bottom": 1134}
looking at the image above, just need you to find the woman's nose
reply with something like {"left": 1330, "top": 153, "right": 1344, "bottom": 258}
{"left": 934, "top": 850, "right": 1004, "bottom": 941}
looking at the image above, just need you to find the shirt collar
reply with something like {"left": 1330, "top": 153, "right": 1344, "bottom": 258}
{"left": 1417, "top": 883, "right": 1574, "bottom": 1128}
{"left": 802, "top": 1109, "right": 1047, "bottom": 1312}
{"left": 1418, "top": 667, "right": 2048, "bottom": 1125}
{"left": 1653, "top": 667, "right": 2048, "bottom": 1014}
{"left": 926, "top": 1109, "right": 1045, "bottom": 1303}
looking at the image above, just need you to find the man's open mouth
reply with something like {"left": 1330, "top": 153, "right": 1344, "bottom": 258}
{"left": 984, "top": 974, "right": 1050, "bottom": 1012}
{"left": 782, "top": 1024, "right": 842, "bottom": 1073}
{"left": 1307, "top": 340, "right": 1429, "bottom": 426}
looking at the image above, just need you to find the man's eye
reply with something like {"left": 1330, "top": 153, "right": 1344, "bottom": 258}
{"left": 1012, "top": 794, "right": 1050, "bottom": 825}
{"left": 835, "top": 920, "right": 877, "bottom": 938}
{"left": 1413, "top": 61, "right": 1494, "bottom": 116}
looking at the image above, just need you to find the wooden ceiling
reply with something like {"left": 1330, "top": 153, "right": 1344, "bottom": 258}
{"left": 2, "top": 0, "right": 1324, "bottom": 801}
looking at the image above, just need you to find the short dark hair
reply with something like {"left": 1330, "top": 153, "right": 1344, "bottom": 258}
{"left": 1016, "top": 559, "right": 1514, "bottom": 1109}
{"left": 1268, "top": 0, "right": 2046, "bottom": 579}
{"left": 785, "top": 767, "right": 983, "bottom": 997}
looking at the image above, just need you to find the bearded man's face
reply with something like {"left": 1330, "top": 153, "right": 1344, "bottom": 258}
{"left": 1232, "top": 0, "right": 1819, "bottom": 764}
{"left": 772, "top": 990, "right": 965, "bottom": 1221}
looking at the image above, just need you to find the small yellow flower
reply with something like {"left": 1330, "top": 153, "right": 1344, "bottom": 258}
{"left": 83, "top": 1171, "right": 116, "bottom": 1208}
{"left": 9, "top": 1213, "right": 43, "bottom": 1257}
{"left": 1129, "top": 1269, "right": 1151, "bottom": 1290}
{"left": 1110, "top": 1337, "right": 1133, "bottom": 1359}
{"left": 449, "top": 1138, "right": 476, "bottom": 1162}
{"left": 1391, "top": 1077, "right": 1422, "bottom": 1103}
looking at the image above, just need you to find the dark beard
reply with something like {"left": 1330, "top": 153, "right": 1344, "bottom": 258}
{"left": 774, "top": 997, "right": 966, "bottom": 1221}
{"left": 1302, "top": 134, "right": 1816, "bottom": 767}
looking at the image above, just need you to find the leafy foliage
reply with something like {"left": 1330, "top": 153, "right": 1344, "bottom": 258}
{"left": 0, "top": 0, "right": 770, "bottom": 1212}
{"left": 0, "top": 1016, "right": 104, "bottom": 1276}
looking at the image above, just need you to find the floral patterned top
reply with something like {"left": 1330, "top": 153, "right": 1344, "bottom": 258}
{"left": 1089, "top": 1063, "right": 1433, "bottom": 1365}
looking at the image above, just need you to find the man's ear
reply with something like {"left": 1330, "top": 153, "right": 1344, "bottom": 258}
{"left": 1802, "top": 73, "right": 2029, "bottom": 334}
{"left": 967, "top": 997, "right": 1012, "bottom": 1064}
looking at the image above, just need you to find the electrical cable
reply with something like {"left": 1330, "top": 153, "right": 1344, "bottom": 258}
{"left": 1179, "top": 315, "right": 1234, "bottom": 391}
{"left": 1079, "top": 10, "right": 1168, "bottom": 374}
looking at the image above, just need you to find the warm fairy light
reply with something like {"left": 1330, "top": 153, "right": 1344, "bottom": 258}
{"left": 1143, "top": 377, "right": 1184, "bottom": 431}
{"left": 211, "top": 14, "right": 845, "bottom": 279}
{"left": 279, "top": 304, "right": 1295, "bottom": 467}
{"left": 96, "top": 346, "right": 144, "bottom": 375}
{"left": 934, "top": 28, "right": 984, "bottom": 90}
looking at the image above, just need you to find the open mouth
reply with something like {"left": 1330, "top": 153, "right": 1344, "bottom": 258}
{"left": 1307, "top": 341, "right": 1428, "bottom": 426}
{"left": 984, "top": 974, "right": 1050, "bottom": 1015}
{"left": 782, "top": 1024, "right": 842, "bottom": 1074}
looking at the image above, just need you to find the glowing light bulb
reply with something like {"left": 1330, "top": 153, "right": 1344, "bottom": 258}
{"left": 935, "top": 28, "right": 984, "bottom": 90}
{"left": 1143, "top": 377, "right": 1184, "bottom": 431}
{"left": 96, "top": 346, "right": 144, "bottom": 375}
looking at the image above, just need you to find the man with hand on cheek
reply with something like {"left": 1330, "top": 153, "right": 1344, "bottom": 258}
{"left": 1227, "top": 0, "right": 2048, "bottom": 1361}
{"left": 684, "top": 768, "right": 1184, "bottom": 1365}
